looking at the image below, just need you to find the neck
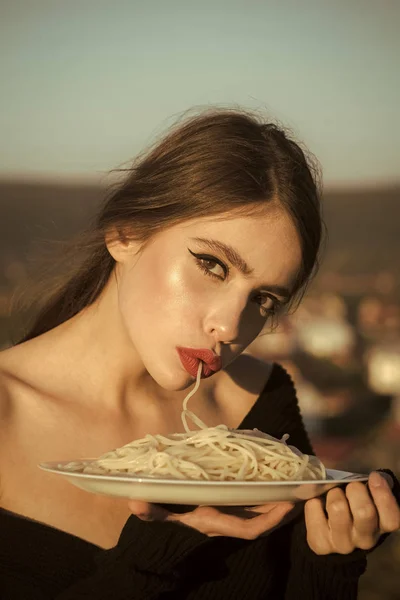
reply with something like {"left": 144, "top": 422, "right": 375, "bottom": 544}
{"left": 28, "top": 275, "right": 188, "bottom": 415}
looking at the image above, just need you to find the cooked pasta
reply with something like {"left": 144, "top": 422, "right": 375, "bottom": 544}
{"left": 65, "top": 362, "right": 326, "bottom": 482}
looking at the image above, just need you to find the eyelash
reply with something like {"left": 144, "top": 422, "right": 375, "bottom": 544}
{"left": 189, "top": 250, "right": 281, "bottom": 318}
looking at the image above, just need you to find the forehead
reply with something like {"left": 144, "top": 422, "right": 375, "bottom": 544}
{"left": 181, "top": 210, "right": 300, "bottom": 254}
{"left": 156, "top": 209, "right": 303, "bottom": 286}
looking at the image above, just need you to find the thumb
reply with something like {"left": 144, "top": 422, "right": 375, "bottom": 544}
{"left": 128, "top": 500, "right": 170, "bottom": 521}
{"left": 247, "top": 502, "right": 295, "bottom": 515}
{"left": 253, "top": 503, "right": 298, "bottom": 538}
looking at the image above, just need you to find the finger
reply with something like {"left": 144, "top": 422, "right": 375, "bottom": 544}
{"left": 247, "top": 502, "right": 298, "bottom": 528}
{"left": 326, "top": 488, "right": 354, "bottom": 554}
{"left": 368, "top": 472, "right": 400, "bottom": 533}
{"left": 304, "top": 497, "right": 331, "bottom": 554}
{"left": 345, "top": 482, "right": 378, "bottom": 549}
{"left": 128, "top": 500, "right": 170, "bottom": 521}
{"left": 376, "top": 472, "right": 394, "bottom": 489}
{"left": 211, "top": 503, "right": 294, "bottom": 523}
{"left": 173, "top": 502, "right": 294, "bottom": 539}
{"left": 246, "top": 502, "right": 295, "bottom": 515}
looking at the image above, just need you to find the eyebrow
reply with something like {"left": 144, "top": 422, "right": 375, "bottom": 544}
{"left": 189, "top": 237, "right": 292, "bottom": 300}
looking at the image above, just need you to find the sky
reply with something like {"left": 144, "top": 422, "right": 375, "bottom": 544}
{"left": 0, "top": 0, "right": 399, "bottom": 187}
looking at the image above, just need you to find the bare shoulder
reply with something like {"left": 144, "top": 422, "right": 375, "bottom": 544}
{"left": 222, "top": 353, "right": 274, "bottom": 395}
{"left": 0, "top": 338, "right": 48, "bottom": 394}
{"left": 0, "top": 340, "right": 52, "bottom": 434}
{"left": 0, "top": 347, "right": 19, "bottom": 498}
{"left": 0, "top": 341, "right": 39, "bottom": 425}
{"left": 0, "top": 348, "right": 15, "bottom": 423}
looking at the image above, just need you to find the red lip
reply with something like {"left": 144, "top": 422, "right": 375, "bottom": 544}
{"left": 177, "top": 347, "right": 222, "bottom": 379}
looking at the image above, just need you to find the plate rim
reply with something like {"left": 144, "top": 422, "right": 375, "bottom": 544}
{"left": 38, "top": 461, "right": 369, "bottom": 487}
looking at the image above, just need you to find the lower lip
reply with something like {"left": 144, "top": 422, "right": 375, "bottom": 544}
{"left": 177, "top": 349, "right": 214, "bottom": 379}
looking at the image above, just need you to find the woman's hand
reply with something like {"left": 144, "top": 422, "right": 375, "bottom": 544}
{"left": 128, "top": 500, "right": 296, "bottom": 539}
{"left": 305, "top": 471, "right": 400, "bottom": 555}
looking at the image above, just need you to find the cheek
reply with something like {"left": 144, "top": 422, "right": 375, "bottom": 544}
{"left": 118, "top": 258, "right": 198, "bottom": 332}
{"left": 159, "top": 266, "right": 208, "bottom": 324}
{"left": 119, "top": 263, "right": 164, "bottom": 324}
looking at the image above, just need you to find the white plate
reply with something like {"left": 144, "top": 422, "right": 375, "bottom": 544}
{"left": 38, "top": 460, "right": 369, "bottom": 505}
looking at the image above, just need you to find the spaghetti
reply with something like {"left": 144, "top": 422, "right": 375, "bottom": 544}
{"left": 71, "top": 362, "right": 326, "bottom": 482}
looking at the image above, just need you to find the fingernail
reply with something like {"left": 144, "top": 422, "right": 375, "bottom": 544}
{"left": 369, "top": 472, "right": 384, "bottom": 488}
{"left": 138, "top": 514, "right": 154, "bottom": 521}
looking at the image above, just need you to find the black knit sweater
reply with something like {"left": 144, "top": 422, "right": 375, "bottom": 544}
{"left": 1, "top": 363, "right": 398, "bottom": 600}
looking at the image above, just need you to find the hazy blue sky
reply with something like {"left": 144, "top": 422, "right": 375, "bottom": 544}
{"left": 1, "top": 0, "right": 399, "bottom": 187}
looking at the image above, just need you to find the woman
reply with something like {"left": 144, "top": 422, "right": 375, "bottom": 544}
{"left": 0, "top": 109, "right": 398, "bottom": 600}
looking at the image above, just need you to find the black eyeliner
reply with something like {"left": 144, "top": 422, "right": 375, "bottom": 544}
{"left": 188, "top": 248, "right": 229, "bottom": 277}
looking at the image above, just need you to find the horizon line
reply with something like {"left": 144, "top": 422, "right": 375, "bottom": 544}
{"left": 0, "top": 171, "right": 399, "bottom": 194}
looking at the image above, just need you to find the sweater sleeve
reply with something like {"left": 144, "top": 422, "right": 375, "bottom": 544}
{"left": 265, "top": 364, "right": 399, "bottom": 600}
{"left": 55, "top": 516, "right": 209, "bottom": 600}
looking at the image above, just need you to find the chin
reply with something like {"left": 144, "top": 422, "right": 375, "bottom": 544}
{"left": 160, "top": 378, "right": 194, "bottom": 393}
{"left": 169, "top": 380, "right": 194, "bottom": 392}
{"left": 150, "top": 365, "right": 195, "bottom": 393}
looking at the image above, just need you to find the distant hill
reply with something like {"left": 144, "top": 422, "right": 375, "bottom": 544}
{"left": 320, "top": 186, "right": 399, "bottom": 275}
{"left": 0, "top": 180, "right": 399, "bottom": 286}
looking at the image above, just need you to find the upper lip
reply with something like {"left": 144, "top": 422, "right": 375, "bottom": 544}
{"left": 177, "top": 347, "right": 222, "bottom": 372}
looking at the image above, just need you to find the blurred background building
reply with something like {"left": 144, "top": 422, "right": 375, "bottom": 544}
{"left": 1, "top": 2, "right": 399, "bottom": 597}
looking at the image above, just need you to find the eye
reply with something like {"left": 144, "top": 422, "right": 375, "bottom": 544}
{"left": 188, "top": 249, "right": 228, "bottom": 280}
{"left": 254, "top": 293, "right": 281, "bottom": 318}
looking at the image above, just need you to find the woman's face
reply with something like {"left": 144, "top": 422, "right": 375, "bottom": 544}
{"left": 111, "top": 207, "right": 302, "bottom": 391}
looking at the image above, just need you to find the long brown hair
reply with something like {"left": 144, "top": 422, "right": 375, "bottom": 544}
{"left": 16, "top": 108, "right": 324, "bottom": 344}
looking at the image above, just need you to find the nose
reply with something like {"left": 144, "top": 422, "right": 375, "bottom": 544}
{"left": 204, "top": 293, "right": 255, "bottom": 346}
